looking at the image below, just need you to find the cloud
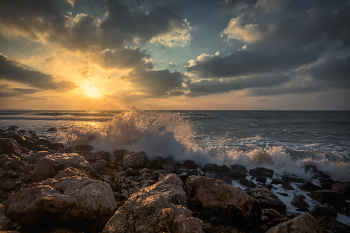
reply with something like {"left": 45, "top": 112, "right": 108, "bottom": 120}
{"left": 121, "top": 67, "right": 184, "bottom": 97}
{"left": 224, "top": 0, "right": 257, "bottom": 13}
{"left": 0, "top": 53, "right": 77, "bottom": 92}
{"left": 186, "top": 73, "right": 291, "bottom": 97}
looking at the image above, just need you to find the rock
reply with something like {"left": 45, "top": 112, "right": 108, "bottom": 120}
{"left": 47, "top": 127, "right": 58, "bottom": 132}
{"left": 332, "top": 182, "right": 350, "bottom": 198}
{"left": 304, "top": 165, "right": 329, "bottom": 178}
{"left": 271, "top": 179, "right": 293, "bottom": 190}
{"left": 74, "top": 144, "right": 93, "bottom": 151}
{"left": 239, "top": 179, "right": 257, "bottom": 188}
{"left": 0, "top": 179, "right": 17, "bottom": 190}
{"left": 256, "top": 177, "right": 267, "bottom": 183}
{"left": 102, "top": 174, "right": 203, "bottom": 233}
{"left": 113, "top": 149, "right": 127, "bottom": 162}
{"left": 226, "top": 170, "right": 247, "bottom": 180}
{"left": 290, "top": 195, "right": 309, "bottom": 212}
{"left": 251, "top": 152, "right": 274, "bottom": 166}
{"left": 202, "top": 164, "right": 219, "bottom": 172}
{"left": 221, "top": 176, "right": 232, "bottom": 184}
{"left": 64, "top": 145, "right": 75, "bottom": 153}
{"left": 0, "top": 204, "right": 12, "bottom": 231}
{"left": 315, "top": 216, "right": 350, "bottom": 233}
{"left": 218, "top": 165, "right": 230, "bottom": 173}
{"left": 7, "top": 126, "right": 19, "bottom": 131}
{"left": 310, "top": 204, "right": 337, "bottom": 218}
{"left": 124, "top": 168, "right": 140, "bottom": 177}
{"left": 177, "top": 160, "right": 198, "bottom": 169}
{"left": 5, "top": 176, "right": 117, "bottom": 228}
{"left": 17, "top": 130, "right": 26, "bottom": 135}
{"left": 262, "top": 208, "right": 286, "bottom": 221}
{"left": 33, "top": 145, "right": 49, "bottom": 151}
{"left": 178, "top": 169, "right": 201, "bottom": 182}
{"left": 2, "top": 157, "right": 26, "bottom": 171}
{"left": 53, "top": 167, "right": 88, "bottom": 179}
{"left": 51, "top": 143, "right": 64, "bottom": 150}
{"left": 299, "top": 182, "right": 323, "bottom": 192}
{"left": 122, "top": 151, "right": 148, "bottom": 169}
{"left": 267, "top": 217, "right": 289, "bottom": 229}
{"left": 204, "top": 171, "right": 220, "bottom": 179}
{"left": 252, "top": 187, "right": 286, "bottom": 213}
{"left": 30, "top": 153, "right": 91, "bottom": 182}
{"left": 266, "top": 213, "right": 324, "bottom": 233}
{"left": 34, "top": 139, "right": 53, "bottom": 148}
{"left": 311, "top": 190, "right": 346, "bottom": 209}
{"left": 249, "top": 167, "right": 273, "bottom": 178}
{"left": 186, "top": 175, "right": 261, "bottom": 227}
{"left": 0, "top": 138, "right": 22, "bottom": 155}
{"left": 16, "top": 139, "right": 35, "bottom": 149}
{"left": 281, "top": 174, "right": 305, "bottom": 183}
{"left": 149, "top": 157, "right": 166, "bottom": 170}
{"left": 231, "top": 164, "right": 248, "bottom": 174}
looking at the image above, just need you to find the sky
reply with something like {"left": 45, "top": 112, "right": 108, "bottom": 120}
{"left": 0, "top": 0, "right": 350, "bottom": 110}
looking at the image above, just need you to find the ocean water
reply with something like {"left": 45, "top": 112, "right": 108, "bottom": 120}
{"left": 1, "top": 109, "right": 350, "bottom": 181}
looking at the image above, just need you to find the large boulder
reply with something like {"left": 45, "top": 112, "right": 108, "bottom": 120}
{"left": 0, "top": 138, "right": 22, "bottom": 155}
{"left": 266, "top": 214, "right": 324, "bottom": 233}
{"left": 103, "top": 174, "right": 203, "bottom": 233}
{"left": 252, "top": 187, "right": 286, "bottom": 213}
{"left": 122, "top": 151, "right": 149, "bottom": 169}
{"left": 311, "top": 190, "right": 346, "bottom": 209}
{"left": 186, "top": 175, "right": 261, "bottom": 228}
{"left": 249, "top": 167, "right": 274, "bottom": 178}
{"left": 5, "top": 176, "right": 117, "bottom": 228}
{"left": 30, "top": 153, "right": 91, "bottom": 182}
{"left": 332, "top": 182, "right": 350, "bottom": 198}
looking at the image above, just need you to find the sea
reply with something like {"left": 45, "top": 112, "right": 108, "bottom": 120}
{"left": 1, "top": 109, "right": 350, "bottom": 181}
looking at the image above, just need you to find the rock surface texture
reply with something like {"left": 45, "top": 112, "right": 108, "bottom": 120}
{"left": 102, "top": 174, "right": 203, "bottom": 233}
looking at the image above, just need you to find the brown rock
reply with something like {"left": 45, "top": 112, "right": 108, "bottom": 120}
{"left": 122, "top": 151, "right": 149, "bottom": 169}
{"left": 0, "top": 138, "right": 22, "bottom": 155}
{"left": 186, "top": 175, "right": 261, "bottom": 227}
{"left": 311, "top": 190, "right": 345, "bottom": 209}
{"left": 102, "top": 174, "right": 203, "bottom": 233}
{"left": 266, "top": 213, "right": 324, "bottom": 233}
{"left": 252, "top": 187, "right": 286, "bottom": 213}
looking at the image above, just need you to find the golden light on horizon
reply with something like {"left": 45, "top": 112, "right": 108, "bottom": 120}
{"left": 83, "top": 82, "right": 101, "bottom": 98}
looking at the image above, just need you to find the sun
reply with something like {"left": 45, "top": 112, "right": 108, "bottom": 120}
{"left": 83, "top": 82, "right": 101, "bottom": 97}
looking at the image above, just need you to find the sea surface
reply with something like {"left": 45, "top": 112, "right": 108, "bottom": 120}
{"left": 1, "top": 109, "right": 350, "bottom": 181}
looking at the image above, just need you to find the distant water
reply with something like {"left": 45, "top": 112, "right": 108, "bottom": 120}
{"left": 1, "top": 110, "right": 350, "bottom": 181}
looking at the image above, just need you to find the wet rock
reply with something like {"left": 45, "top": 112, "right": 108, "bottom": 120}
{"left": 225, "top": 170, "right": 247, "bottom": 180}
{"left": 47, "top": 128, "right": 58, "bottom": 132}
{"left": 186, "top": 175, "right": 261, "bottom": 227}
{"left": 16, "top": 139, "right": 35, "bottom": 149}
{"left": 239, "top": 178, "right": 257, "bottom": 188}
{"left": 218, "top": 165, "right": 230, "bottom": 173}
{"left": 0, "top": 204, "right": 12, "bottom": 231}
{"left": 17, "top": 130, "right": 26, "bottom": 135}
{"left": 304, "top": 165, "right": 329, "bottom": 178}
{"left": 74, "top": 144, "right": 93, "bottom": 151}
{"left": 34, "top": 139, "right": 53, "bottom": 148}
{"left": 332, "top": 182, "right": 350, "bottom": 198}
{"left": 231, "top": 164, "right": 248, "bottom": 174}
{"left": 249, "top": 167, "right": 273, "bottom": 178}
{"left": 122, "top": 151, "right": 149, "bottom": 169}
{"left": 262, "top": 208, "right": 286, "bottom": 221}
{"left": 0, "top": 179, "right": 17, "bottom": 190}
{"left": 256, "top": 177, "right": 267, "bottom": 183}
{"left": 290, "top": 195, "right": 309, "bottom": 212}
{"left": 7, "top": 126, "right": 19, "bottom": 131}
{"left": 221, "top": 176, "right": 232, "bottom": 184}
{"left": 204, "top": 171, "right": 220, "bottom": 179}
{"left": 266, "top": 213, "right": 324, "bottom": 233}
{"left": 178, "top": 169, "right": 201, "bottom": 182}
{"left": 311, "top": 190, "right": 346, "bottom": 209}
{"left": 310, "top": 204, "right": 337, "bottom": 218}
{"left": 124, "top": 168, "right": 140, "bottom": 177}
{"left": 252, "top": 187, "right": 286, "bottom": 213}
{"left": 64, "top": 146, "right": 75, "bottom": 153}
{"left": 103, "top": 174, "right": 203, "bottom": 233}
{"left": 299, "top": 182, "right": 323, "bottom": 192}
{"left": 33, "top": 145, "right": 49, "bottom": 151}
{"left": 202, "top": 163, "right": 219, "bottom": 172}
{"left": 51, "top": 143, "right": 64, "bottom": 150}
{"left": 271, "top": 179, "right": 293, "bottom": 190}
{"left": 139, "top": 168, "right": 152, "bottom": 174}
{"left": 315, "top": 216, "right": 350, "bottom": 233}
{"left": 267, "top": 217, "right": 289, "bottom": 229}
{"left": 0, "top": 138, "right": 22, "bottom": 155}
{"left": 177, "top": 160, "right": 198, "bottom": 169}
{"left": 30, "top": 153, "right": 91, "bottom": 182}
{"left": 113, "top": 149, "right": 127, "bottom": 162}
{"left": 281, "top": 174, "right": 305, "bottom": 183}
{"left": 149, "top": 157, "right": 166, "bottom": 170}
{"left": 5, "top": 176, "right": 117, "bottom": 228}
{"left": 53, "top": 167, "right": 88, "bottom": 179}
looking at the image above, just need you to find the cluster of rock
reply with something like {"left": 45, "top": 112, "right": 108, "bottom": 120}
{"left": 1, "top": 126, "right": 350, "bottom": 233}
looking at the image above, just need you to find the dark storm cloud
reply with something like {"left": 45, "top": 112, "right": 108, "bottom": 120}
{"left": 0, "top": 54, "right": 77, "bottom": 92}
{"left": 12, "top": 88, "right": 41, "bottom": 94}
{"left": 186, "top": 73, "right": 291, "bottom": 97}
{"left": 223, "top": 0, "right": 257, "bottom": 13}
{"left": 121, "top": 67, "right": 184, "bottom": 97}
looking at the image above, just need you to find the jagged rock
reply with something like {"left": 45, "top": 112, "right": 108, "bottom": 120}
{"left": 33, "top": 145, "right": 49, "bottom": 151}
{"left": 149, "top": 157, "right": 166, "bottom": 170}
{"left": 124, "top": 168, "right": 140, "bottom": 177}
{"left": 0, "top": 204, "right": 12, "bottom": 231}
{"left": 271, "top": 179, "right": 293, "bottom": 190}
{"left": 114, "top": 149, "right": 127, "bottom": 162}
{"left": 239, "top": 179, "right": 256, "bottom": 188}
{"left": 221, "top": 176, "right": 232, "bottom": 184}
{"left": 290, "top": 195, "right": 309, "bottom": 212}
{"left": 178, "top": 169, "right": 201, "bottom": 182}
{"left": 16, "top": 139, "right": 35, "bottom": 149}
{"left": 262, "top": 208, "right": 286, "bottom": 222}
{"left": 266, "top": 213, "right": 324, "bottom": 233}
{"left": 304, "top": 165, "right": 329, "bottom": 178}
{"left": 319, "top": 178, "right": 335, "bottom": 189}
{"left": 122, "top": 151, "right": 148, "bottom": 169}
{"left": 202, "top": 164, "right": 219, "bottom": 172}
{"left": 315, "top": 216, "right": 350, "bottom": 233}
{"left": 218, "top": 165, "right": 230, "bottom": 173}
{"left": 249, "top": 167, "right": 273, "bottom": 178}
{"left": 53, "top": 167, "right": 89, "bottom": 179}
{"left": 30, "top": 153, "right": 91, "bottom": 182}
{"left": 204, "top": 171, "right": 220, "bottom": 179}
{"left": 74, "top": 144, "right": 94, "bottom": 151}
{"left": 226, "top": 170, "right": 247, "bottom": 180}
{"left": 310, "top": 204, "right": 337, "bottom": 218}
{"left": 281, "top": 174, "right": 305, "bottom": 183}
{"left": 332, "top": 182, "right": 350, "bottom": 198}
{"left": 5, "top": 176, "right": 117, "bottom": 228}
{"left": 300, "top": 182, "right": 323, "bottom": 192}
{"left": 256, "top": 177, "right": 267, "bottom": 183}
{"left": 1, "top": 154, "right": 25, "bottom": 171}
{"left": 0, "top": 179, "right": 17, "bottom": 190}
{"left": 0, "top": 138, "right": 22, "bottom": 155}
{"left": 231, "top": 164, "right": 248, "bottom": 174}
{"left": 311, "top": 190, "right": 345, "bottom": 209}
{"left": 186, "top": 175, "right": 261, "bottom": 227}
{"left": 177, "top": 160, "right": 198, "bottom": 169}
{"left": 252, "top": 187, "right": 286, "bottom": 213}
{"left": 102, "top": 174, "right": 203, "bottom": 233}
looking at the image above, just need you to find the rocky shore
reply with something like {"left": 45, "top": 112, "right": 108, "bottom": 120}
{"left": 1, "top": 126, "right": 350, "bottom": 233}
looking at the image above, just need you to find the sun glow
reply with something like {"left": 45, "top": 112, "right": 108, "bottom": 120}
{"left": 83, "top": 82, "right": 101, "bottom": 97}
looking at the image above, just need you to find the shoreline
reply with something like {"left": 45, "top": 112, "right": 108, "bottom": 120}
{"left": 1, "top": 125, "right": 350, "bottom": 233}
